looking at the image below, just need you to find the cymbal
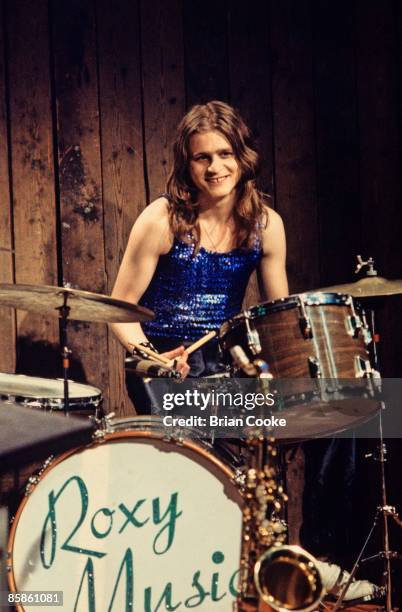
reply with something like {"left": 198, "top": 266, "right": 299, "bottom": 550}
{"left": 318, "top": 276, "right": 402, "bottom": 298}
{"left": 0, "top": 283, "right": 154, "bottom": 323}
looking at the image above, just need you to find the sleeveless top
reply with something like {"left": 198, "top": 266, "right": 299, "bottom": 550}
{"left": 140, "top": 237, "right": 262, "bottom": 342}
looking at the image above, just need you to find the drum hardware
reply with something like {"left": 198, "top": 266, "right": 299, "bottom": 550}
{"left": 315, "top": 257, "right": 402, "bottom": 298}
{"left": 229, "top": 345, "right": 271, "bottom": 378}
{"left": 355, "top": 255, "right": 377, "bottom": 277}
{"left": 244, "top": 315, "right": 262, "bottom": 355}
{"left": 361, "top": 311, "right": 373, "bottom": 346}
{"left": 298, "top": 297, "right": 313, "bottom": 339}
{"left": 345, "top": 296, "right": 363, "bottom": 338}
{"left": 354, "top": 356, "right": 376, "bottom": 379}
{"left": 308, "top": 356, "right": 321, "bottom": 378}
{"left": 235, "top": 436, "right": 324, "bottom": 611}
{"left": 330, "top": 291, "right": 401, "bottom": 612}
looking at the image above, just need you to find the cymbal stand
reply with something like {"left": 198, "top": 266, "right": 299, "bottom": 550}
{"left": 333, "top": 259, "right": 402, "bottom": 611}
{"left": 57, "top": 291, "right": 72, "bottom": 416}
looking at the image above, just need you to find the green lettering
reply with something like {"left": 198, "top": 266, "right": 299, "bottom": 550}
{"left": 119, "top": 499, "right": 149, "bottom": 532}
{"left": 73, "top": 557, "right": 96, "bottom": 612}
{"left": 211, "top": 551, "right": 226, "bottom": 601}
{"left": 107, "top": 548, "right": 134, "bottom": 611}
{"left": 91, "top": 507, "right": 114, "bottom": 538}
{"left": 184, "top": 570, "right": 209, "bottom": 608}
{"left": 229, "top": 568, "right": 241, "bottom": 597}
{"left": 152, "top": 492, "right": 182, "bottom": 555}
{"left": 40, "top": 475, "right": 104, "bottom": 569}
{"left": 144, "top": 583, "right": 181, "bottom": 611}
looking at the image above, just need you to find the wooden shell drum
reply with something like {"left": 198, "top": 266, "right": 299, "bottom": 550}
{"left": 8, "top": 417, "right": 242, "bottom": 611}
{"left": 219, "top": 293, "right": 380, "bottom": 438}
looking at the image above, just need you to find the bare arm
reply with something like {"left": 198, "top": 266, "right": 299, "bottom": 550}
{"left": 258, "top": 207, "right": 289, "bottom": 301}
{"left": 110, "top": 198, "right": 172, "bottom": 352}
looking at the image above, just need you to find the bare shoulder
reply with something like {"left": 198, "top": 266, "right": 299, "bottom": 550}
{"left": 260, "top": 206, "right": 286, "bottom": 255}
{"left": 135, "top": 196, "right": 170, "bottom": 227}
{"left": 128, "top": 197, "right": 172, "bottom": 254}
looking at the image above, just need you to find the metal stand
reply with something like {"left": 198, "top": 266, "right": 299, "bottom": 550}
{"left": 57, "top": 292, "right": 72, "bottom": 416}
{"left": 333, "top": 257, "right": 402, "bottom": 611}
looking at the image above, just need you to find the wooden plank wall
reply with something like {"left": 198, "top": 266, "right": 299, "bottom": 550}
{"left": 0, "top": 0, "right": 401, "bottom": 402}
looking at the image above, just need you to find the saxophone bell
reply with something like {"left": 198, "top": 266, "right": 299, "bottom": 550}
{"left": 254, "top": 545, "right": 324, "bottom": 612}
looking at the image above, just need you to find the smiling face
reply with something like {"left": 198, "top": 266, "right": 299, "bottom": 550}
{"left": 188, "top": 131, "right": 241, "bottom": 203}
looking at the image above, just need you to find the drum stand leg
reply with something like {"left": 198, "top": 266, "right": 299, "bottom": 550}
{"left": 332, "top": 305, "right": 402, "bottom": 611}
{"left": 58, "top": 295, "right": 72, "bottom": 416}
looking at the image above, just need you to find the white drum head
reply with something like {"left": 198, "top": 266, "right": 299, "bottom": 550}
{"left": 0, "top": 373, "right": 101, "bottom": 412}
{"left": 9, "top": 431, "right": 242, "bottom": 611}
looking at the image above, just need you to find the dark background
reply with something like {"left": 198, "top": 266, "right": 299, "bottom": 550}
{"left": 0, "top": 0, "right": 401, "bottom": 600}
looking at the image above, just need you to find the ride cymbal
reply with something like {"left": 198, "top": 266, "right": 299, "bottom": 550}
{"left": 0, "top": 283, "right": 154, "bottom": 323}
{"left": 317, "top": 276, "right": 402, "bottom": 298}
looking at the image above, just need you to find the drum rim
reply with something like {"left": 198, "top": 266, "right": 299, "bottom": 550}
{"left": 0, "top": 373, "right": 102, "bottom": 397}
{"left": 0, "top": 374, "right": 102, "bottom": 408}
{"left": 219, "top": 292, "right": 358, "bottom": 337}
{"left": 7, "top": 425, "right": 239, "bottom": 598}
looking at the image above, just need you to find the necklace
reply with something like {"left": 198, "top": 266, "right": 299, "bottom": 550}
{"left": 200, "top": 218, "right": 234, "bottom": 252}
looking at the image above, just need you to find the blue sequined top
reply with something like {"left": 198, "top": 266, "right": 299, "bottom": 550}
{"left": 140, "top": 238, "right": 262, "bottom": 341}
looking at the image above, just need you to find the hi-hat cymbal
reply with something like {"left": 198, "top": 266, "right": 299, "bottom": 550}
{"left": 317, "top": 276, "right": 402, "bottom": 298}
{"left": 0, "top": 283, "right": 154, "bottom": 323}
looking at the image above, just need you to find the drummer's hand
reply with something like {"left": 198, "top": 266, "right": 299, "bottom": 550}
{"left": 161, "top": 346, "right": 190, "bottom": 380}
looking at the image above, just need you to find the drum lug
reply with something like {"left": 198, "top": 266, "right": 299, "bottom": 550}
{"left": 298, "top": 298, "right": 313, "bottom": 339}
{"left": 308, "top": 356, "right": 321, "bottom": 378}
{"left": 361, "top": 311, "right": 373, "bottom": 345}
{"left": 346, "top": 315, "right": 362, "bottom": 338}
{"left": 245, "top": 313, "right": 262, "bottom": 355}
{"left": 354, "top": 355, "right": 375, "bottom": 378}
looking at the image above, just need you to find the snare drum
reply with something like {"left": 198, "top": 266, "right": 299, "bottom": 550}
{"left": 8, "top": 417, "right": 243, "bottom": 611}
{"left": 219, "top": 293, "right": 380, "bottom": 438}
{"left": 0, "top": 373, "right": 102, "bottom": 417}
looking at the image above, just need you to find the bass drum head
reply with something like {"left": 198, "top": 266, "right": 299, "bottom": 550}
{"left": 8, "top": 425, "right": 242, "bottom": 611}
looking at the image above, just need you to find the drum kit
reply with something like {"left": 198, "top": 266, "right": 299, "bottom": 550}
{"left": 0, "top": 255, "right": 401, "bottom": 611}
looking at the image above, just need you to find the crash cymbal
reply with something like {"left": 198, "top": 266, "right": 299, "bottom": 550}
{"left": 317, "top": 276, "right": 402, "bottom": 298}
{"left": 0, "top": 283, "right": 154, "bottom": 323}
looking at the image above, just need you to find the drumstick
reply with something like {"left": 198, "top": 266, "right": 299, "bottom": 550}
{"left": 128, "top": 342, "right": 171, "bottom": 365}
{"left": 185, "top": 330, "right": 217, "bottom": 355}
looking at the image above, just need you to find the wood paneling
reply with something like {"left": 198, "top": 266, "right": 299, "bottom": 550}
{"left": 0, "top": 0, "right": 15, "bottom": 373}
{"left": 313, "top": 0, "right": 360, "bottom": 285}
{"left": 356, "top": 0, "right": 402, "bottom": 378}
{"left": 6, "top": 0, "right": 59, "bottom": 356}
{"left": 183, "top": 0, "right": 229, "bottom": 107}
{"left": 97, "top": 0, "right": 147, "bottom": 416}
{"left": 270, "top": 0, "right": 320, "bottom": 294}
{"left": 228, "top": 0, "right": 274, "bottom": 196}
{"left": 140, "top": 0, "right": 185, "bottom": 201}
{"left": 357, "top": 0, "right": 401, "bottom": 271}
{"left": 51, "top": 0, "right": 109, "bottom": 401}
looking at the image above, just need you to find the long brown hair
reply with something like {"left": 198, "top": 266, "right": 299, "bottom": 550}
{"left": 166, "top": 100, "right": 268, "bottom": 252}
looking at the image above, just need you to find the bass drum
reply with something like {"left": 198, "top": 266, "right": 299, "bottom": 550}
{"left": 8, "top": 417, "right": 243, "bottom": 612}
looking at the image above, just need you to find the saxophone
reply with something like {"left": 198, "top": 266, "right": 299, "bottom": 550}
{"left": 235, "top": 436, "right": 324, "bottom": 612}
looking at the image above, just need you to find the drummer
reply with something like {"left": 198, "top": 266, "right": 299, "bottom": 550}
{"left": 111, "top": 100, "right": 288, "bottom": 407}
